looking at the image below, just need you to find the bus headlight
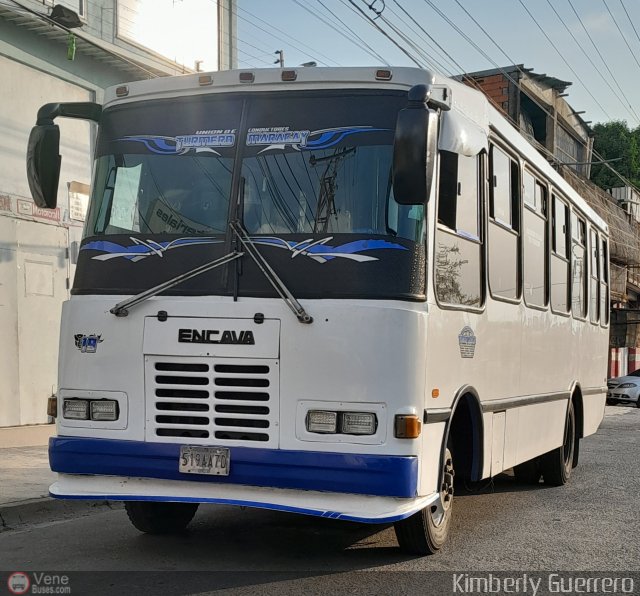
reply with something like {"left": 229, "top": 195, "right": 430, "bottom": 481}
{"left": 341, "top": 412, "right": 377, "bottom": 435}
{"left": 306, "top": 410, "right": 338, "bottom": 433}
{"left": 90, "top": 400, "right": 119, "bottom": 421}
{"left": 306, "top": 410, "right": 378, "bottom": 435}
{"left": 63, "top": 399, "right": 89, "bottom": 420}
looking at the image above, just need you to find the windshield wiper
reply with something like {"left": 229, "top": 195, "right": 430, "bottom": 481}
{"left": 110, "top": 251, "right": 243, "bottom": 317}
{"left": 229, "top": 220, "right": 313, "bottom": 324}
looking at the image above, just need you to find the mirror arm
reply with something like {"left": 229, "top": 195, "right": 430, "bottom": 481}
{"left": 36, "top": 102, "right": 102, "bottom": 126}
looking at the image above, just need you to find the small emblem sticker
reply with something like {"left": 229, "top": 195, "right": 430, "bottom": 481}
{"left": 458, "top": 326, "right": 476, "bottom": 358}
{"left": 74, "top": 334, "right": 104, "bottom": 353}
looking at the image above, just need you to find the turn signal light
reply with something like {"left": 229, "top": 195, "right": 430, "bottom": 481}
{"left": 239, "top": 72, "right": 255, "bottom": 83}
{"left": 394, "top": 414, "right": 421, "bottom": 438}
{"left": 47, "top": 396, "right": 58, "bottom": 418}
{"left": 115, "top": 85, "right": 129, "bottom": 97}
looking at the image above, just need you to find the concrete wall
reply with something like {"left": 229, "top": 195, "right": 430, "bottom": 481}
{"left": 0, "top": 55, "right": 94, "bottom": 427}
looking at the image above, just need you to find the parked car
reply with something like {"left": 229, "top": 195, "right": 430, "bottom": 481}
{"left": 607, "top": 369, "right": 640, "bottom": 407}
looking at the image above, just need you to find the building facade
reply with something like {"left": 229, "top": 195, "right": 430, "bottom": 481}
{"left": 0, "top": 0, "right": 236, "bottom": 427}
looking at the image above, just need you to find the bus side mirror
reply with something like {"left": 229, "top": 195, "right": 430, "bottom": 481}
{"left": 392, "top": 84, "right": 437, "bottom": 205}
{"left": 26, "top": 124, "right": 61, "bottom": 209}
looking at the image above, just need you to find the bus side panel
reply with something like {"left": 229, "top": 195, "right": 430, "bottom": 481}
{"left": 513, "top": 400, "right": 568, "bottom": 465}
{"left": 418, "top": 421, "right": 446, "bottom": 495}
{"left": 583, "top": 392, "right": 606, "bottom": 437}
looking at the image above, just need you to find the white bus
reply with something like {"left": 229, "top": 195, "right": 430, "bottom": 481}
{"left": 27, "top": 67, "right": 609, "bottom": 555}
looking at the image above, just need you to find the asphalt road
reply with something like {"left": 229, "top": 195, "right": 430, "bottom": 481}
{"left": 1, "top": 406, "right": 638, "bottom": 595}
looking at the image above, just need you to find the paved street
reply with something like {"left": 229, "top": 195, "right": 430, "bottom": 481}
{"left": 0, "top": 406, "right": 638, "bottom": 594}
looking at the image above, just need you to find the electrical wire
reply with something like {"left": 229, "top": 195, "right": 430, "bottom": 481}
{"left": 319, "top": 0, "right": 390, "bottom": 65}
{"left": 544, "top": 0, "right": 639, "bottom": 125}
{"left": 516, "top": 0, "right": 614, "bottom": 121}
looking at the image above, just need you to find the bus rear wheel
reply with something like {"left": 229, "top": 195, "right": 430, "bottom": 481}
{"left": 125, "top": 501, "right": 199, "bottom": 534}
{"left": 540, "top": 400, "right": 576, "bottom": 486}
{"left": 394, "top": 448, "right": 454, "bottom": 555}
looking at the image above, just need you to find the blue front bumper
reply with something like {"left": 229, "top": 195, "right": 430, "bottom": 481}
{"left": 49, "top": 437, "right": 418, "bottom": 498}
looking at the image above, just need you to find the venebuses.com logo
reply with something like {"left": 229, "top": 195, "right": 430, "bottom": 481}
{"left": 7, "top": 572, "right": 71, "bottom": 595}
{"left": 7, "top": 573, "right": 29, "bottom": 595}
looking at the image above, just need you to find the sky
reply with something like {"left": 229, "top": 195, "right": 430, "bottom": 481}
{"left": 236, "top": 0, "right": 640, "bottom": 127}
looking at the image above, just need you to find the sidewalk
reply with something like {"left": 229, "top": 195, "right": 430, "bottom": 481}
{"left": 0, "top": 425, "right": 115, "bottom": 531}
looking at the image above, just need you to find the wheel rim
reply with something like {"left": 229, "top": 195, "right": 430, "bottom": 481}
{"left": 430, "top": 449, "right": 454, "bottom": 527}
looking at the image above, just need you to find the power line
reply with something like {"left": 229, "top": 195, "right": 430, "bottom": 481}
{"left": 565, "top": 0, "right": 638, "bottom": 123}
{"left": 516, "top": 0, "right": 613, "bottom": 121}
{"left": 320, "top": 0, "right": 390, "bottom": 65}
{"left": 233, "top": 2, "right": 338, "bottom": 67}
{"left": 620, "top": 0, "right": 640, "bottom": 50}
{"left": 292, "top": 0, "right": 383, "bottom": 64}
{"left": 602, "top": 0, "right": 640, "bottom": 78}
{"left": 384, "top": 1, "right": 459, "bottom": 75}
{"left": 346, "top": 0, "right": 423, "bottom": 67}
{"left": 544, "top": 0, "right": 639, "bottom": 125}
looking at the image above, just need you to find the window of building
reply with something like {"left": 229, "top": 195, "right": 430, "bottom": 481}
{"left": 523, "top": 170, "right": 547, "bottom": 308}
{"left": 551, "top": 194, "right": 570, "bottom": 312}
{"left": 589, "top": 229, "right": 600, "bottom": 324}
{"left": 435, "top": 151, "right": 483, "bottom": 308}
{"left": 489, "top": 144, "right": 520, "bottom": 301}
{"left": 571, "top": 212, "right": 587, "bottom": 319}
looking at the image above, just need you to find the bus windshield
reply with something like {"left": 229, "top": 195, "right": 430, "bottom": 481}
{"left": 86, "top": 91, "right": 423, "bottom": 242}
{"left": 77, "top": 90, "right": 427, "bottom": 300}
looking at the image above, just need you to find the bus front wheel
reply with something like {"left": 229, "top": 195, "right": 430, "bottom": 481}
{"left": 394, "top": 447, "right": 454, "bottom": 555}
{"left": 125, "top": 501, "right": 199, "bottom": 534}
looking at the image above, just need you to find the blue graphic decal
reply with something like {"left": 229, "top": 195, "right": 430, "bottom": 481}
{"left": 250, "top": 236, "right": 407, "bottom": 263}
{"left": 118, "top": 134, "right": 234, "bottom": 156}
{"left": 304, "top": 126, "right": 387, "bottom": 150}
{"left": 253, "top": 126, "right": 388, "bottom": 153}
{"left": 81, "top": 237, "right": 223, "bottom": 262}
{"left": 81, "top": 235, "right": 406, "bottom": 264}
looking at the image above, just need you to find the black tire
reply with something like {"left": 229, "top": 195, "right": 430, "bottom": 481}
{"left": 572, "top": 436, "right": 580, "bottom": 469}
{"left": 540, "top": 400, "right": 576, "bottom": 486}
{"left": 394, "top": 448, "right": 454, "bottom": 555}
{"left": 636, "top": 400, "right": 640, "bottom": 409}
{"left": 125, "top": 501, "right": 199, "bottom": 534}
{"left": 607, "top": 400, "right": 618, "bottom": 406}
{"left": 513, "top": 458, "right": 541, "bottom": 484}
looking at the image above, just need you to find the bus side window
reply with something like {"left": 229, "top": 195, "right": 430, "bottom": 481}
{"left": 589, "top": 229, "right": 600, "bottom": 324}
{"left": 600, "top": 238, "right": 609, "bottom": 326}
{"left": 571, "top": 212, "right": 587, "bottom": 319}
{"left": 523, "top": 169, "right": 547, "bottom": 308}
{"left": 488, "top": 144, "right": 520, "bottom": 301}
{"left": 550, "top": 194, "right": 570, "bottom": 313}
{"left": 435, "top": 150, "right": 483, "bottom": 308}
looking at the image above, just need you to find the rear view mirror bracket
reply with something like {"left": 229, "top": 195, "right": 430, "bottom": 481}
{"left": 27, "top": 102, "right": 102, "bottom": 209}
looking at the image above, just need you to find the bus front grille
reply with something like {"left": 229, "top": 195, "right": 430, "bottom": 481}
{"left": 145, "top": 356, "right": 279, "bottom": 447}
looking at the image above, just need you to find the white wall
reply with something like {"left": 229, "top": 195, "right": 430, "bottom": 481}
{"left": 0, "top": 55, "right": 93, "bottom": 426}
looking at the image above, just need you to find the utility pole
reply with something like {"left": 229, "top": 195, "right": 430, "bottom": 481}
{"left": 274, "top": 50, "right": 284, "bottom": 68}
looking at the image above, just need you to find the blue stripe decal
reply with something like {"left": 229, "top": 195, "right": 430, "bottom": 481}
{"left": 49, "top": 437, "right": 418, "bottom": 498}
{"left": 49, "top": 492, "right": 419, "bottom": 524}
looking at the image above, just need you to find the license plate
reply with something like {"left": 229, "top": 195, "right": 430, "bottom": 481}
{"left": 179, "top": 446, "right": 230, "bottom": 476}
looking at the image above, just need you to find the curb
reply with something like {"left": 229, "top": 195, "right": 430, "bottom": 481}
{"left": 0, "top": 497, "right": 122, "bottom": 531}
